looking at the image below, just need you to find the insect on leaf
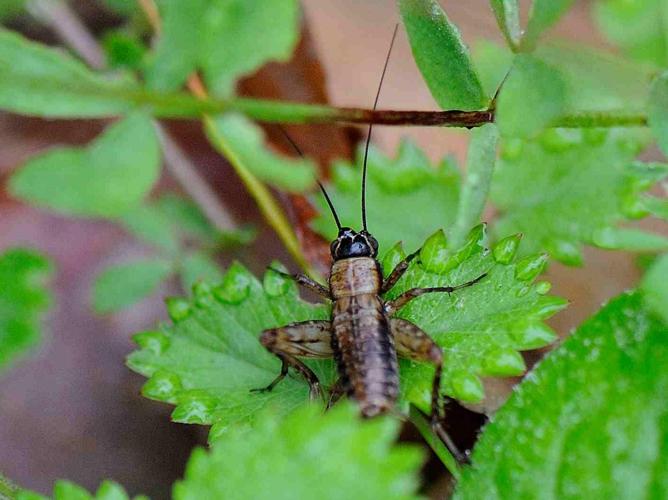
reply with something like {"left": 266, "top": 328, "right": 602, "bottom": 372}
{"left": 454, "top": 291, "right": 668, "bottom": 499}
{"left": 492, "top": 128, "right": 668, "bottom": 264}
{"left": 146, "top": 0, "right": 300, "bottom": 97}
{"left": 9, "top": 112, "right": 161, "bottom": 218}
{"left": 399, "top": 0, "right": 486, "bottom": 110}
{"left": 0, "top": 248, "right": 53, "bottom": 371}
{"left": 173, "top": 403, "right": 424, "bottom": 500}
{"left": 311, "top": 138, "right": 461, "bottom": 253}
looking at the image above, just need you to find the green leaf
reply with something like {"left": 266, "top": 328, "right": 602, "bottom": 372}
{"left": 311, "top": 138, "right": 461, "bottom": 253}
{"left": 0, "top": 248, "right": 53, "bottom": 371}
{"left": 649, "top": 71, "right": 668, "bottom": 157}
{"left": 147, "top": 0, "right": 300, "bottom": 97}
{"left": 455, "top": 291, "right": 668, "bottom": 499}
{"left": 475, "top": 40, "right": 655, "bottom": 113}
{"left": 492, "top": 128, "right": 667, "bottom": 264}
{"left": 594, "top": 0, "right": 668, "bottom": 67}
{"left": 101, "top": 31, "right": 146, "bottom": 71}
{"left": 207, "top": 114, "right": 315, "bottom": 192}
{"left": 450, "top": 123, "right": 499, "bottom": 248}
{"left": 17, "top": 479, "right": 142, "bottom": 500}
{"left": 0, "top": 0, "right": 24, "bottom": 21}
{"left": 154, "top": 194, "right": 219, "bottom": 242}
{"left": 489, "top": 0, "right": 521, "bottom": 49}
{"left": 496, "top": 54, "right": 567, "bottom": 138}
{"left": 9, "top": 112, "right": 161, "bottom": 218}
{"left": 642, "top": 253, "right": 668, "bottom": 324}
{"left": 173, "top": 403, "right": 424, "bottom": 500}
{"left": 521, "top": 0, "right": 576, "bottom": 51}
{"left": 399, "top": 0, "right": 486, "bottom": 110}
{"left": 119, "top": 204, "right": 180, "bottom": 254}
{"left": 93, "top": 259, "right": 173, "bottom": 313}
{"left": 179, "top": 251, "right": 223, "bottom": 292}
{"left": 127, "top": 261, "right": 334, "bottom": 431}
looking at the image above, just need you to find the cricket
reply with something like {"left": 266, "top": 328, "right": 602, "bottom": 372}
{"left": 251, "top": 25, "right": 486, "bottom": 464}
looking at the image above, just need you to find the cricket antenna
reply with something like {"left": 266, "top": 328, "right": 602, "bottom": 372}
{"left": 276, "top": 124, "right": 342, "bottom": 231}
{"left": 362, "top": 23, "right": 399, "bottom": 232}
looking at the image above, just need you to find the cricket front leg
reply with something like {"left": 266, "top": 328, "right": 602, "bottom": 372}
{"left": 385, "top": 273, "right": 487, "bottom": 315}
{"left": 252, "top": 320, "right": 332, "bottom": 400}
{"left": 391, "top": 318, "right": 469, "bottom": 465}
{"left": 268, "top": 268, "right": 330, "bottom": 299}
{"left": 382, "top": 249, "right": 419, "bottom": 293}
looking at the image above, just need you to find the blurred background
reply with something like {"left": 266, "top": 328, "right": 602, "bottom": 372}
{"left": 0, "top": 0, "right": 663, "bottom": 498}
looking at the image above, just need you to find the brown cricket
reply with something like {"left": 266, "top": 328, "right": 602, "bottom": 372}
{"left": 252, "top": 25, "right": 485, "bottom": 463}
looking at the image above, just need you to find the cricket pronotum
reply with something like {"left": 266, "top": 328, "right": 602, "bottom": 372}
{"left": 252, "top": 25, "right": 486, "bottom": 464}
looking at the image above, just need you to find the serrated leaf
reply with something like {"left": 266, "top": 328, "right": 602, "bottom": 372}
{"left": 649, "top": 71, "right": 668, "bottom": 157}
{"left": 207, "top": 114, "right": 315, "bottom": 192}
{"left": 642, "top": 253, "right": 668, "bottom": 324}
{"left": 128, "top": 224, "right": 564, "bottom": 435}
{"left": 147, "top": 0, "right": 300, "bottom": 97}
{"left": 127, "top": 261, "right": 334, "bottom": 431}
{"left": 475, "top": 40, "right": 654, "bottom": 114}
{"left": 399, "top": 0, "right": 486, "bottom": 110}
{"left": 492, "top": 128, "right": 667, "bottom": 263}
{"left": 9, "top": 112, "right": 161, "bottom": 218}
{"left": 311, "top": 138, "right": 461, "bottom": 253}
{"left": 594, "top": 0, "right": 668, "bottom": 67}
{"left": 455, "top": 291, "right": 668, "bottom": 499}
{"left": 489, "top": 0, "right": 520, "bottom": 49}
{"left": 93, "top": 259, "right": 173, "bottom": 313}
{"left": 180, "top": 251, "right": 223, "bottom": 292}
{"left": 0, "top": 248, "right": 53, "bottom": 371}
{"left": 17, "top": 479, "right": 143, "bottom": 500}
{"left": 521, "top": 0, "right": 576, "bottom": 52}
{"left": 497, "top": 54, "right": 567, "bottom": 138}
{"left": 173, "top": 403, "right": 423, "bottom": 500}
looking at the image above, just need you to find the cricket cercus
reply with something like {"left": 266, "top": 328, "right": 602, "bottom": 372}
{"left": 252, "top": 25, "right": 486, "bottom": 463}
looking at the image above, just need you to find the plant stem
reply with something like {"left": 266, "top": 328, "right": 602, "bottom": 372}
{"left": 409, "top": 405, "right": 462, "bottom": 480}
{"left": 553, "top": 111, "right": 648, "bottom": 128}
{"left": 30, "top": 0, "right": 239, "bottom": 233}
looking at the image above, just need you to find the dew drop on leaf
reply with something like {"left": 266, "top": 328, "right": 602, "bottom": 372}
{"left": 132, "top": 330, "right": 171, "bottom": 356}
{"left": 214, "top": 263, "right": 251, "bottom": 304}
{"left": 166, "top": 297, "right": 192, "bottom": 323}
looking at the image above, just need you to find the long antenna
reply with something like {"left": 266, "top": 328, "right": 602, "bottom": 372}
{"left": 362, "top": 23, "right": 399, "bottom": 232}
{"left": 276, "top": 125, "right": 342, "bottom": 230}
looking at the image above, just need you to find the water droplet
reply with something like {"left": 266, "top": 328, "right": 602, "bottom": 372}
{"left": 534, "top": 281, "right": 551, "bottom": 295}
{"left": 515, "top": 285, "right": 530, "bottom": 297}
{"left": 165, "top": 297, "right": 192, "bottom": 323}
{"left": 172, "top": 393, "right": 217, "bottom": 424}
{"left": 142, "top": 371, "right": 182, "bottom": 401}
{"left": 133, "top": 330, "right": 170, "bottom": 355}
{"left": 214, "top": 262, "right": 251, "bottom": 304}
{"left": 544, "top": 238, "right": 582, "bottom": 266}
{"left": 263, "top": 262, "right": 291, "bottom": 297}
{"left": 450, "top": 371, "right": 484, "bottom": 402}
{"left": 533, "top": 295, "right": 569, "bottom": 318}
{"left": 419, "top": 229, "right": 449, "bottom": 273}
{"left": 510, "top": 321, "right": 557, "bottom": 349}
{"left": 514, "top": 253, "right": 548, "bottom": 282}
{"left": 493, "top": 233, "right": 522, "bottom": 264}
{"left": 193, "top": 281, "right": 214, "bottom": 308}
{"left": 482, "top": 348, "right": 526, "bottom": 376}
{"left": 381, "top": 242, "right": 406, "bottom": 276}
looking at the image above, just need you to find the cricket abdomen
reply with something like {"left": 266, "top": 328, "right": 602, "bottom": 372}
{"left": 329, "top": 257, "right": 399, "bottom": 417}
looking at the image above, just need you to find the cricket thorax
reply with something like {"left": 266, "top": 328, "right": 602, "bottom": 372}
{"left": 329, "top": 257, "right": 382, "bottom": 299}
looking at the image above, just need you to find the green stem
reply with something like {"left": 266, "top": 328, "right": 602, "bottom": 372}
{"left": 408, "top": 405, "right": 461, "bottom": 480}
{"left": 553, "top": 111, "right": 647, "bottom": 128}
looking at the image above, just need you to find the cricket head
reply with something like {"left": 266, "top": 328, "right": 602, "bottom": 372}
{"left": 330, "top": 227, "right": 379, "bottom": 260}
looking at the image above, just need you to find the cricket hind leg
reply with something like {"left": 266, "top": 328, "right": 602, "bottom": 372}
{"left": 252, "top": 320, "right": 332, "bottom": 400}
{"left": 391, "top": 318, "right": 470, "bottom": 465}
{"left": 385, "top": 273, "right": 487, "bottom": 315}
{"left": 267, "top": 267, "right": 330, "bottom": 299}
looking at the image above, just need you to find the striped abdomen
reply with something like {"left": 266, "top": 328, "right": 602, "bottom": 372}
{"left": 329, "top": 257, "right": 399, "bottom": 417}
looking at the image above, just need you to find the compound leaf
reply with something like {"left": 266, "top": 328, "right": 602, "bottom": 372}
{"left": 594, "top": 0, "right": 668, "bottom": 67}
{"left": 399, "top": 0, "right": 486, "bottom": 110}
{"left": 9, "top": 112, "right": 161, "bottom": 218}
{"left": 311, "top": 138, "right": 461, "bottom": 253}
{"left": 492, "top": 128, "right": 668, "bottom": 264}
{"left": 93, "top": 259, "right": 173, "bottom": 313}
{"left": 147, "top": 0, "right": 300, "bottom": 97}
{"left": 0, "top": 248, "right": 52, "bottom": 371}
{"left": 173, "top": 403, "right": 423, "bottom": 500}
{"left": 455, "top": 291, "right": 668, "bottom": 499}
